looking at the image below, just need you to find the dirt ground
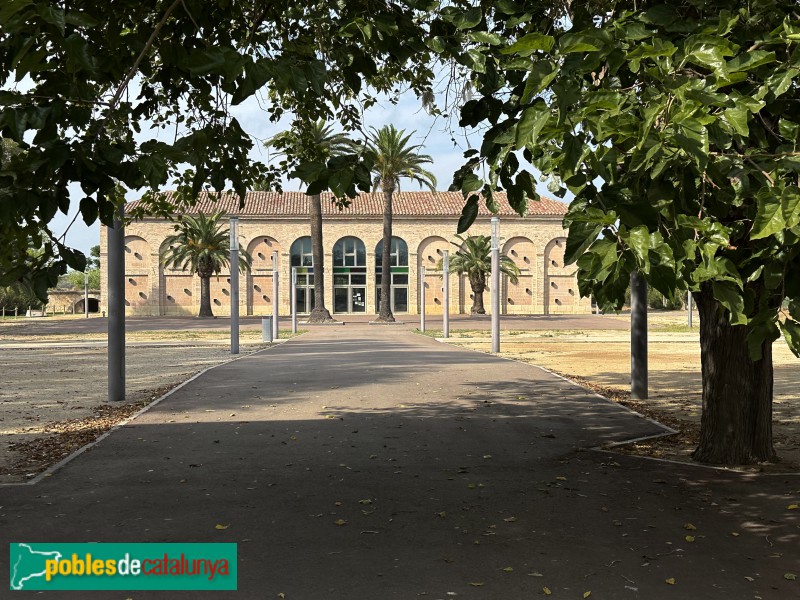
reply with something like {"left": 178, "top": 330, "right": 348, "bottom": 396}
{"left": 433, "top": 311, "right": 800, "bottom": 471}
{"left": 0, "top": 327, "right": 280, "bottom": 483}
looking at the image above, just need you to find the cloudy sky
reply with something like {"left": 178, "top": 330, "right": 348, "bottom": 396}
{"left": 51, "top": 86, "right": 562, "bottom": 257}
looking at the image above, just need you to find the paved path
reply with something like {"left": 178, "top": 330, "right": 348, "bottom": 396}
{"left": 1, "top": 326, "right": 797, "bottom": 598}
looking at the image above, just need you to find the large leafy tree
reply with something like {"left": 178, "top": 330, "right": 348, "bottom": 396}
{"left": 161, "top": 211, "right": 251, "bottom": 318}
{"left": 267, "top": 121, "right": 357, "bottom": 323}
{"left": 0, "top": 0, "right": 442, "bottom": 294}
{"left": 365, "top": 125, "right": 437, "bottom": 322}
{"left": 448, "top": 234, "right": 520, "bottom": 315}
{"left": 450, "top": 0, "right": 800, "bottom": 464}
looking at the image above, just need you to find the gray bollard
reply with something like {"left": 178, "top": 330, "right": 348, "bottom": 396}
{"left": 262, "top": 317, "right": 273, "bottom": 342}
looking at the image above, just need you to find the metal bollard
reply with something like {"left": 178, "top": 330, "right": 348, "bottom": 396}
{"left": 262, "top": 317, "right": 273, "bottom": 342}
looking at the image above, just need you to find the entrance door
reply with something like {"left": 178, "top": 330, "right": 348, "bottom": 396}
{"left": 295, "top": 272, "right": 314, "bottom": 314}
{"left": 333, "top": 272, "right": 366, "bottom": 313}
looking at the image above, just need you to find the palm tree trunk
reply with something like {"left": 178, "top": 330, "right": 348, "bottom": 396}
{"left": 378, "top": 184, "right": 395, "bottom": 322}
{"left": 199, "top": 276, "right": 214, "bottom": 318}
{"left": 308, "top": 193, "right": 333, "bottom": 323}
{"left": 470, "top": 273, "right": 486, "bottom": 314}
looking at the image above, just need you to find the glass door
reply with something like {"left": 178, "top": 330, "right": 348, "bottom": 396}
{"left": 334, "top": 271, "right": 366, "bottom": 313}
{"left": 295, "top": 271, "right": 314, "bottom": 314}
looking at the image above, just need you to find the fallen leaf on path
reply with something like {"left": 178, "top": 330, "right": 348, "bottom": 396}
{"left": 437, "top": 511, "right": 447, "bottom": 518}
{"left": 665, "top": 578, "right": 676, "bottom": 585}
{"left": 503, "top": 567, "right": 513, "bottom": 572}
{"left": 334, "top": 519, "right": 347, "bottom": 526}
{"left": 683, "top": 523, "right": 696, "bottom": 531}
{"left": 468, "top": 582, "right": 484, "bottom": 587}
{"left": 788, "top": 504, "right": 798, "bottom": 510}
{"left": 555, "top": 476, "right": 567, "bottom": 481}
{"left": 215, "top": 524, "right": 230, "bottom": 530}
{"left": 685, "top": 535, "right": 695, "bottom": 543}
{"left": 543, "top": 587, "right": 552, "bottom": 595}
{"left": 785, "top": 573, "right": 797, "bottom": 581}
{"left": 503, "top": 517, "right": 517, "bottom": 522}
{"left": 584, "top": 592, "right": 592, "bottom": 598}
{"left": 731, "top": 532, "right": 739, "bottom": 537}
{"left": 744, "top": 576, "right": 754, "bottom": 582}
{"left": 528, "top": 572, "right": 543, "bottom": 577}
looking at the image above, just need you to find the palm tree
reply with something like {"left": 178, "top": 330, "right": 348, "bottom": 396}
{"left": 267, "top": 120, "right": 354, "bottom": 322}
{"left": 366, "top": 125, "right": 436, "bottom": 322}
{"left": 161, "top": 211, "right": 251, "bottom": 318}
{"left": 448, "top": 235, "right": 520, "bottom": 315}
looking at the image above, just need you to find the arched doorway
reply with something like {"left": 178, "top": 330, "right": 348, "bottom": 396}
{"left": 332, "top": 236, "right": 367, "bottom": 313}
{"left": 375, "top": 237, "right": 409, "bottom": 314}
{"left": 246, "top": 236, "right": 282, "bottom": 316}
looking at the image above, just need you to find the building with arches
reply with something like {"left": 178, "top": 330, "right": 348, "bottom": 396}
{"left": 100, "top": 191, "right": 591, "bottom": 317}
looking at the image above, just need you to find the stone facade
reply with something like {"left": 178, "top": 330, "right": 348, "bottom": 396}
{"left": 100, "top": 192, "right": 591, "bottom": 317}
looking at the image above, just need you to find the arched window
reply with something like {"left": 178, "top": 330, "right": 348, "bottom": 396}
{"left": 290, "top": 237, "right": 313, "bottom": 267}
{"left": 332, "top": 237, "right": 366, "bottom": 313}
{"left": 289, "top": 237, "right": 314, "bottom": 313}
{"left": 333, "top": 236, "right": 366, "bottom": 267}
{"left": 375, "top": 237, "right": 409, "bottom": 313}
{"left": 375, "top": 237, "right": 409, "bottom": 267}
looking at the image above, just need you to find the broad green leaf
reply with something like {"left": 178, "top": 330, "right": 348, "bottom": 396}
{"left": 469, "top": 31, "right": 504, "bottom": 45}
{"left": 501, "top": 33, "right": 555, "bottom": 55}
{"left": 779, "top": 319, "right": 800, "bottom": 357}
{"left": 79, "top": 196, "right": 97, "bottom": 226}
{"left": 565, "top": 222, "right": 602, "bottom": 265}
{"left": 328, "top": 169, "right": 353, "bottom": 197}
{"left": 458, "top": 195, "right": 479, "bottom": 234}
{"left": 751, "top": 187, "right": 785, "bottom": 240}
{"left": 712, "top": 280, "right": 747, "bottom": 325}
{"left": 627, "top": 226, "right": 651, "bottom": 268}
{"left": 723, "top": 106, "right": 749, "bottom": 136}
{"left": 461, "top": 173, "right": 483, "bottom": 193}
{"left": 783, "top": 186, "right": 800, "bottom": 228}
{"left": 559, "top": 32, "right": 603, "bottom": 53}
{"left": 515, "top": 101, "right": 550, "bottom": 150}
{"left": 726, "top": 50, "right": 775, "bottom": 73}
{"left": 521, "top": 61, "right": 557, "bottom": 104}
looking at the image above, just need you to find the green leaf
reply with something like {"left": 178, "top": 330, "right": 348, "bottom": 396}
{"left": 79, "top": 197, "right": 97, "bottom": 226}
{"left": 559, "top": 32, "right": 603, "bottom": 53}
{"left": 565, "top": 221, "right": 602, "bottom": 265}
{"left": 627, "top": 226, "right": 651, "bottom": 269}
{"left": 751, "top": 187, "right": 785, "bottom": 240}
{"left": 726, "top": 50, "right": 775, "bottom": 73}
{"left": 712, "top": 280, "right": 747, "bottom": 325}
{"left": 782, "top": 186, "right": 800, "bottom": 228}
{"left": 521, "top": 61, "right": 557, "bottom": 104}
{"left": 723, "top": 106, "right": 749, "bottom": 136}
{"left": 515, "top": 101, "right": 550, "bottom": 150}
{"left": 470, "top": 31, "right": 504, "bottom": 45}
{"left": 779, "top": 319, "right": 800, "bottom": 357}
{"left": 328, "top": 169, "right": 353, "bottom": 197}
{"left": 461, "top": 173, "right": 483, "bottom": 193}
{"left": 501, "top": 33, "right": 555, "bottom": 55}
{"left": 458, "top": 195, "right": 479, "bottom": 234}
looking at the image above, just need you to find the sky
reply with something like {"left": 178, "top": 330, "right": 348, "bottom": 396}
{"left": 50, "top": 85, "right": 562, "bottom": 257}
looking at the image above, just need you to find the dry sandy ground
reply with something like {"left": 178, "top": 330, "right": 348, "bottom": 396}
{"left": 435, "top": 315, "right": 800, "bottom": 471}
{"left": 0, "top": 341, "right": 274, "bottom": 483}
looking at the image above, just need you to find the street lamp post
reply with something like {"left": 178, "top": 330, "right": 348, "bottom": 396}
{"left": 230, "top": 216, "right": 239, "bottom": 355}
{"left": 84, "top": 270, "right": 89, "bottom": 318}
{"left": 108, "top": 203, "right": 125, "bottom": 402}
{"left": 491, "top": 217, "right": 500, "bottom": 353}
{"left": 272, "top": 251, "right": 279, "bottom": 340}
{"left": 442, "top": 250, "right": 450, "bottom": 338}
{"left": 630, "top": 270, "right": 648, "bottom": 400}
{"left": 420, "top": 265, "right": 426, "bottom": 332}
{"left": 291, "top": 267, "right": 298, "bottom": 334}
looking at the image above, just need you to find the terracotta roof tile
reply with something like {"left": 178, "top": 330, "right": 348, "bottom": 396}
{"left": 129, "top": 191, "right": 567, "bottom": 219}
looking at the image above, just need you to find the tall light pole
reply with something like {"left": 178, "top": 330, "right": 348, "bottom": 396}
{"left": 272, "top": 251, "right": 279, "bottom": 340}
{"left": 108, "top": 203, "right": 125, "bottom": 402}
{"left": 630, "top": 270, "right": 648, "bottom": 399}
{"left": 229, "top": 216, "right": 239, "bottom": 355}
{"left": 291, "top": 267, "right": 298, "bottom": 334}
{"left": 491, "top": 217, "right": 500, "bottom": 353}
{"left": 420, "top": 265, "right": 426, "bottom": 332}
{"left": 84, "top": 270, "right": 89, "bottom": 318}
{"left": 687, "top": 291, "right": 693, "bottom": 328}
{"left": 442, "top": 250, "right": 450, "bottom": 338}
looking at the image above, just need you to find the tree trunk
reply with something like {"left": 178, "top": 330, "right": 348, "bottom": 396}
{"left": 692, "top": 283, "right": 776, "bottom": 464}
{"left": 199, "top": 275, "right": 214, "bottom": 318}
{"left": 470, "top": 273, "right": 486, "bottom": 314}
{"left": 377, "top": 183, "right": 395, "bottom": 322}
{"left": 308, "top": 193, "right": 333, "bottom": 323}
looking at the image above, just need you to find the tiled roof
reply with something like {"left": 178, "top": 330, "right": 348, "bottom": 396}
{"left": 129, "top": 191, "right": 567, "bottom": 218}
